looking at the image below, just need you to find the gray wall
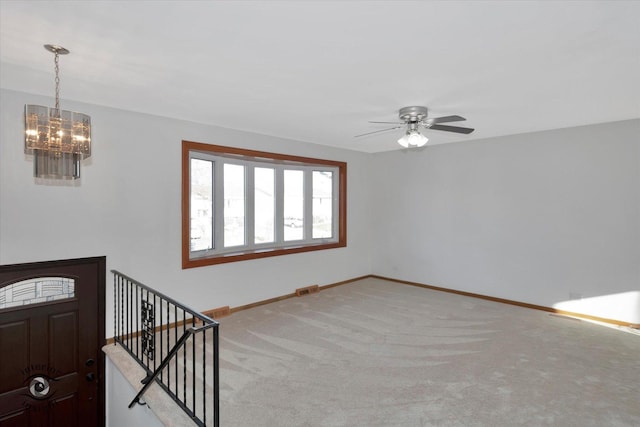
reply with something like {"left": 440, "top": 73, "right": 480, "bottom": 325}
{"left": 370, "top": 119, "right": 640, "bottom": 323}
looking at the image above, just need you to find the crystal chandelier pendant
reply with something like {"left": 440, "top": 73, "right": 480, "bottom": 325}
{"left": 24, "top": 45, "right": 92, "bottom": 180}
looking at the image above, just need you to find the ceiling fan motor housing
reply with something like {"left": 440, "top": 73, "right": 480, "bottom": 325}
{"left": 399, "top": 106, "right": 429, "bottom": 122}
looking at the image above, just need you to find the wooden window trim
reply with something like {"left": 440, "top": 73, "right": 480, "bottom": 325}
{"left": 182, "top": 140, "right": 347, "bottom": 269}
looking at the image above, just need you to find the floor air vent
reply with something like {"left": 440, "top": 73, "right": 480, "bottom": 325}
{"left": 296, "top": 285, "right": 319, "bottom": 297}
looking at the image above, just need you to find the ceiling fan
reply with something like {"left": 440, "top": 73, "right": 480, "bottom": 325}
{"left": 355, "top": 106, "right": 475, "bottom": 148}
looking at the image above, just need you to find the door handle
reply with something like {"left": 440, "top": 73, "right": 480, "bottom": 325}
{"left": 86, "top": 373, "right": 95, "bottom": 382}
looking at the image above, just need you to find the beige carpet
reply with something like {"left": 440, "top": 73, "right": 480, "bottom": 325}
{"left": 217, "top": 277, "right": 640, "bottom": 426}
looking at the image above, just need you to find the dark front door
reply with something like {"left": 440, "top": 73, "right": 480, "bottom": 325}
{"left": 0, "top": 257, "right": 105, "bottom": 427}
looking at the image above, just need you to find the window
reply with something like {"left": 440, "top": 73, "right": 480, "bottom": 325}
{"left": 182, "top": 141, "right": 347, "bottom": 268}
{"left": 0, "top": 277, "right": 75, "bottom": 309}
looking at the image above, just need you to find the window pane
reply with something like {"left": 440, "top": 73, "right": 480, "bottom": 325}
{"left": 190, "top": 158, "right": 213, "bottom": 252}
{"left": 284, "top": 170, "right": 304, "bottom": 241}
{"left": 224, "top": 164, "right": 245, "bottom": 247}
{"left": 0, "top": 277, "right": 75, "bottom": 310}
{"left": 255, "top": 167, "right": 275, "bottom": 244}
{"left": 313, "top": 171, "right": 333, "bottom": 239}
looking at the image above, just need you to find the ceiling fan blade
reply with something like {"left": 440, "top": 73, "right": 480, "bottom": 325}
{"left": 354, "top": 126, "right": 402, "bottom": 138}
{"left": 368, "top": 121, "right": 404, "bottom": 124}
{"left": 426, "top": 115, "right": 466, "bottom": 124}
{"left": 427, "top": 124, "right": 475, "bottom": 134}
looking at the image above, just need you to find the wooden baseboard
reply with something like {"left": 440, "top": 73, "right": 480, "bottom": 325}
{"left": 371, "top": 275, "right": 639, "bottom": 328}
{"left": 230, "top": 292, "right": 297, "bottom": 313}
{"left": 319, "top": 275, "right": 371, "bottom": 290}
{"left": 229, "top": 275, "right": 371, "bottom": 314}
{"left": 202, "top": 306, "right": 231, "bottom": 319}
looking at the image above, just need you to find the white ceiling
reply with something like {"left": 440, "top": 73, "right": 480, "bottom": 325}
{"left": 1, "top": 1, "right": 639, "bottom": 153}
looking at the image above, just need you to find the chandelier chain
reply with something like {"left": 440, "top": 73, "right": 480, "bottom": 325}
{"left": 54, "top": 52, "right": 60, "bottom": 110}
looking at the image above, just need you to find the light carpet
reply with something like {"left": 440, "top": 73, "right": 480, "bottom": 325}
{"left": 217, "top": 277, "right": 640, "bottom": 426}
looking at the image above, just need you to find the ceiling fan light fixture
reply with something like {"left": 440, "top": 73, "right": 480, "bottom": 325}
{"left": 397, "top": 130, "right": 428, "bottom": 148}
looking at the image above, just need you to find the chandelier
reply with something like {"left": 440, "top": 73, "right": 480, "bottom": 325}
{"left": 25, "top": 44, "right": 91, "bottom": 180}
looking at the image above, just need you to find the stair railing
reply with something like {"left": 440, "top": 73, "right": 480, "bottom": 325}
{"left": 112, "top": 270, "right": 219, "bottom": 427}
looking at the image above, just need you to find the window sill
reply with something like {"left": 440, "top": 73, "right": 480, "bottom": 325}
{"left": 182, "top": 240, "right": 346, "bottom": 269}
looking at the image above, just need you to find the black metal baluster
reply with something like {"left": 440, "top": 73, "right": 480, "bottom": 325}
{"left": 159, "top": 296, "right": 164, "bottom": 382}
{"left": 130, "top": 280, "right": 134, "bottom": 350}
{"left": 124, "top": 277, "right": 127, "bottom": 346}
{"left": 153, "top": 292, "right": 157, "bottom": 375}
{"left": 120, "top": 276, "right": 124, "bottom": 343}
{"left": 117, "top": 275, "right": 121, "bottom": 343}
{"left": 183, "top": 309, "right": 187, "bottom": 406}
{"left": 174, "top": 304, "right": 178, "bottom": 396}
{"left": 202, "top": 328, "right": 206, "bottom": 426}
{"left": 126, "top": 279, "right": 130, "bottom": 348}
{"left": 121, "top": 276, "right": 125, "bottom": 344}
{"left": 113, "top": 274, "right": 117, "bottom": 345}
{"left": 135, "top": 283, "right": 139, "bottom": 359}
{"left": 192, "top": 316, "right": 196, "bottom": 419}
{"left": 166, "top": 297, "right": 170, "bottom": 390}
{"left": 214, "top": 324, "right": 219, "bottom": 427}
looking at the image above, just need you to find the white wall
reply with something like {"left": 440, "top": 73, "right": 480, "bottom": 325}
{"left": 370, "top": 119, "right": 640, "bottom": 324}
{"left": 0, "top": 89, "right": 373, "bottom": 336}
{"left": 105, "top": 357, "right": 164, "bottom": 427}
